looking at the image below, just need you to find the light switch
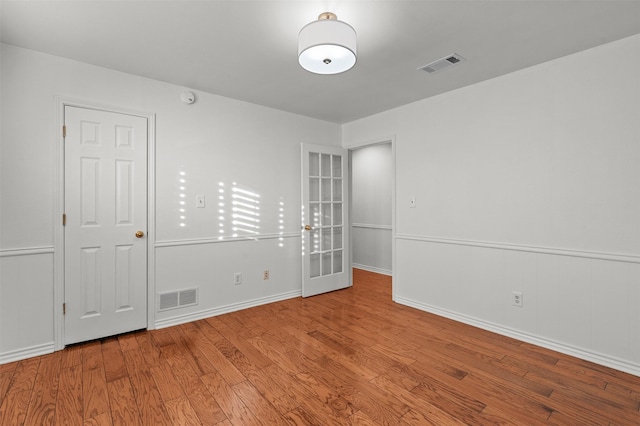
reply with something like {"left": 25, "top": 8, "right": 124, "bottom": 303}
{"left": 196, "top": 195, "right": 205, "bottom": 208}
{"left": 409, "top": 197, "right": 416, "bottom": 208}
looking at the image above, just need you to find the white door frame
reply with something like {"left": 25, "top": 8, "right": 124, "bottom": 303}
{"left": 344, "top": 135, "right": 396, "bottom": 301}
{"left": 54, "top": 97, "right": 156, "bottom": 350}
{"left": 301, "top": 143, "right": 351, "bottom": 297}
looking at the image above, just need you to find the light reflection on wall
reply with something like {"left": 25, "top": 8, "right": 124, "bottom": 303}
{"left": 278, "top": 199, "right": 284, "bottom": 247}
{"left": 231, "top": 183, "right": 260, "bottom": 238}
{"left": 218, "top": 182, "right": 225, "bottom": 240}
{"left": 178, "top": 170, "right": 187, "bottom": 228}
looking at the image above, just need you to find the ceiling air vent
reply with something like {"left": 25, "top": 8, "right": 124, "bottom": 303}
{"left": 418, "top": 53, "right": 465, "bottom": 74}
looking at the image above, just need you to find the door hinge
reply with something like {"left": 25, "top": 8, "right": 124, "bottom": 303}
{"left": 62, "top": 213, "right": 66, "bottom": 226}
{"left": 62, "top": 125, "right": 66, "bottom": 138}
{"left": 63, "top": 303, "right": 66, "bottom": 315}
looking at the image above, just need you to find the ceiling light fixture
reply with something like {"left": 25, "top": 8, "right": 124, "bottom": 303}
{"left": 298, "top": 12, "right": 357, "bottom": 75}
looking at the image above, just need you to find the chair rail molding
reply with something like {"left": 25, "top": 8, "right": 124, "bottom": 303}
{"left": 395, "top": 233, "right": 640, "bottom": 264}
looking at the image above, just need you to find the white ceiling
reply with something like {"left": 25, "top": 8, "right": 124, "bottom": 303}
{"left": 2, "top": 1, "right": 639, "bottom": 123}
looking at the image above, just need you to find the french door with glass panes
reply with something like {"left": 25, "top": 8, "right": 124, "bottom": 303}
{"left": 301, "top": 144, "right": 350, "bottom": 297}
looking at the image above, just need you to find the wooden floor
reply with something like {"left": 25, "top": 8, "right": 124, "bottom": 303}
{"left": 1, "top": 269, "right": 639, "bottom": 425}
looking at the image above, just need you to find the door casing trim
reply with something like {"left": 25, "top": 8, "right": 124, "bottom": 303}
{"left": 54, "top": 97, "right": 156, "bottom": 350}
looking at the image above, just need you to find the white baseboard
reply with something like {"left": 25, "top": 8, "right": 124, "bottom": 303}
{"left": 395, "top": 296, "right": 640, "bottom": 377}
{"left": 353, "top": 264, "right": 392, "bottom": 276}
{"left": 155, "top": 290, "right": 302, "bottom": 330}
{"left": 0, "top": 342, "right": 55, "bottom": 364}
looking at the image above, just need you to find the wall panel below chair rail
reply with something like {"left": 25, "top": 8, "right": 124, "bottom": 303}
{"left": 0, "top": 249, "right": 56, "bottom": 363}
{"left": 352, "top": 224, "right": 392, "bottom": 275}
{"left": 394, "top": 235, "right": 640, "bottom": 376}
{"left": 154, "top": 235, "right": 302, "bottom": 328}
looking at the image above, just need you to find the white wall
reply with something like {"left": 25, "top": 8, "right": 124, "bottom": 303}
{"left": 0, "top": 43, "right": 340, "bottom": 362}
{"left": 343, "top": 34, "right": 640, "bottom": 375}
{"left": 351, "top": 143, "right": 392, "bottom": 274}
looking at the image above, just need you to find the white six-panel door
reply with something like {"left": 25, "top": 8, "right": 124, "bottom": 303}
{"left": 64, "top": 106, "right": 148, "bottom": 344}
{"left": 301, "top": 144, "right": 350, "bottom": 297}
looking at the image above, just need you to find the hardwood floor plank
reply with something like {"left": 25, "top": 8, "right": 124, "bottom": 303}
{"left": 400, "top": 408, "right": 447, "bottom": 426}
{"left": 7, "top": 357, "right": 40, "bottom": 394}
{"left": 214, "top": 325, "right": 274, "bottom": 372}
{"left": 295, "top": 353, "right": 410, "bottom": 424}
{"left": 82, "top": 341, "right": 103, "bottom": 371}
{"left": 211, "top": 335, "right": 263, "bottom": 378}
{"left": 415, "top": 340, "right": 554, "bottom": 397}
{"left": 0, "top": 362, "right": 17, "bottom": 375}
{"left": 293, "top": 394, "right": 353, "bottom": 426}
{"left": 605, "top": 380, "right": 640, "bottom": 402}
{"left": 245, "top": 313, "right": 324, "bottom": 360}
{"left": 150, "top": 362, "right": 185, "bottom": 402}
{"left": 246, "top": 335, "right": 303, "bottom": 375}
{"left": 231, "top": 380, "right": 290, "bottom": 426}
{"left": 0, "top": 358, "right": 41, "bottom": 425}
{"left": 134, "top": 332, "right": 162, "bottom": 367}
{"left": 282, "top": 406, "right": 327, "bottom": 426}
{"left": 101, "top": 337, "right": 128, "bottom": 383}
{"left": 60, "top": 344, "right": 83, "bottom": 369}
{"left": 169, "top": 325, "right": 219, "bottom": 377}
{"left": 2, "top": 269, "right": 640, "bottom": 425}
{"left": 0, "top": 389, "right": 31, "bottom": 426}
{"left": 159, "top": 341, "right": 228, "bottom": 424}
{"left": 183, "top": 380, "right": 227, "bottom": 426}
{"left": 83, "top": 366, "right": 110, "bottom": 420}
{"left": 526, "top": 368, "right": 639, "bottom": 411}
{"left": 106, "top": 377, "right": 142, "bottom": 426}
{"left": 301, "top": 333, "right": 379, "bottom": 381}
{"left": 181, "top": 322, "right": 246, "bottom": 385}
{"left": 244, "top": 365, "right": 299, "bottom": 414}
{"left": 200, "top": 371, "right": 259, "bottom": 425}
{"left": 122, "top": 348, "right": 149, "bottom": 377}
{"left": 546, "top": 382, "right": 640, "bottom": 425}
{"left": 293, "top": 370, "right": 356, "bottom": 419}
{"left": 23, "top": 352, "right": 62, "bottom": 425}
{"left": 128, "top": 369, "right": 173, "bottom": 424}
{"left": 475, "top": 405, "right": 550, "bottom": 426}
{"left": 149, "top": 328, "right": 176, "bottom": 348}
{"left": 348, "top": 410, "right": 381, "bottom": 426}
{"left": 0, "top": 370, "right": 14, "bottom": 405}
{"left": 117, "top": 330, "right": 141, "bottom": 352}
{"left": 84, "top": 411, "right": 112, "bottom": 426}
{"left": 54, "top": 365, "right": 83, "bottom": 425}
{"left": 164, "top": 396, "right": 203, "bottom": 426}
{"left": 258, "top": 361, "right": 317, "bottom": 404}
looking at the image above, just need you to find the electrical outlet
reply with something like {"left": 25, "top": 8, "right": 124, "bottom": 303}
{"left": 409, "top": 196, "right": 416, "bottom": 208}
{"left": 196, "top": 195, "right": 205, "bottom": 208}
{"left": 263, "top": 270, "right": 269, "bottom": 280}
{"left": 234, "top": 272, "right": 242, "bottom": 285}
{"left": 512, "top": 291, "right": 523, "bottom": 307}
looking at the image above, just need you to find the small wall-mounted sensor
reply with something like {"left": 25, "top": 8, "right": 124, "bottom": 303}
{"left": 181, "top": 91, "right": 196, "bottom": 104}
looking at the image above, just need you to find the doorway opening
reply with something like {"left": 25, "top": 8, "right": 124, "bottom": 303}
{"left": 348, "top": 139, "right": 395, "bottom": 300}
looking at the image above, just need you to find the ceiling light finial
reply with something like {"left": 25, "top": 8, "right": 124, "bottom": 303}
{"left": 298, "top": 12, "right": 357, "bottom": 75}
{"left": 318, "top": 12, "right": 337, "bottom": 20}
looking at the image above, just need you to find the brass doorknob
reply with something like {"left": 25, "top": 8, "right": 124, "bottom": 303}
{"left": 304, "top": 225, "right": 312, "bottom": 231}
{"left": 135, "top": 231, "right": 145, "bottom": 238}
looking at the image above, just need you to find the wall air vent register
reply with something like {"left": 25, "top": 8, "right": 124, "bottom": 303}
{"left": 158, "top": 288, "right": 198, "bottom": 312}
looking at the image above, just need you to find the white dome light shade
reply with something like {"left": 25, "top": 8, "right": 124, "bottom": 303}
{"left": 298, "top": 13, "right": 357, "bottom": 75}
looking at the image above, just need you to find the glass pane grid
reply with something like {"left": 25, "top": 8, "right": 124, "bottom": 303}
{"left": 307, "top": 151, "right": 344, "bottom": 279}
